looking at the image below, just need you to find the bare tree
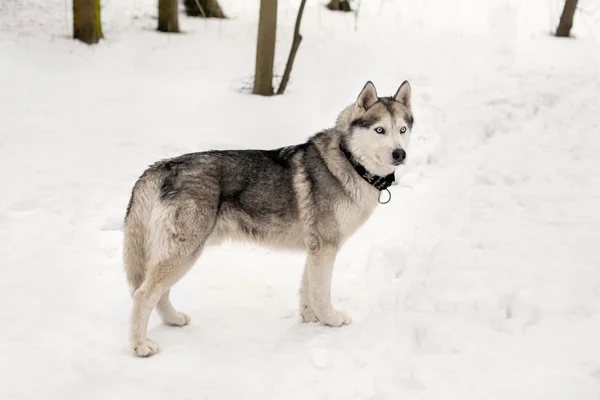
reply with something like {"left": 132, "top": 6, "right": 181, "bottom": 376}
{"left": 73, "top": 0, "right": 103, "bottom": 45}
{"left": 327, "top": 0, "right": 352, "bottom": 12}
{"left": 556, "top": 0, "right": 578, "bottom": 37}
{"left": 253, "top": 0, "right": 277, "bottom": 96}
{"left": 158, "top": 0, "right": 179, "bottom": 33}
{"left": 184, "top": 0, "right": 227, "bottom": 18}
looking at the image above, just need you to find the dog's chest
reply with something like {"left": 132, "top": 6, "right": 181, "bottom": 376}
{"left": 335, "top": 188, "right": 379, "bottom": 239}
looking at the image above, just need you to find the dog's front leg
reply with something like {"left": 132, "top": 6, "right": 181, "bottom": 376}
{"left": 303, "top": 245, "right": 352, "bottom": 327}
{"left": 299, "top": 265, "right": 319, "bottom": 323}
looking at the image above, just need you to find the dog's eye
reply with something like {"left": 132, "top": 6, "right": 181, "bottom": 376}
{"left": 400, "top": 126, "right": 407, "bottom": 134}
{"left": 375, "top": 127, "right": 385, "bottom": 134}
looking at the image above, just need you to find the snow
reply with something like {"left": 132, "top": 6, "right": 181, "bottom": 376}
{"left": 1, "top": 0, "right": 600, "bottom": 398}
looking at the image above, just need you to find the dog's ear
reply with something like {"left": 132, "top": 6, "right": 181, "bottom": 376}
{"left": 356, "top": 81, "right": 378, "bottom": 110}
{"left": 394, "top": 80, "right": 411, "bottom": 109}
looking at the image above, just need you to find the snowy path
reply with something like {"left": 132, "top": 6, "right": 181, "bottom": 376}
{"left": 2, "top": 0, "right": 600, "bottom": 399}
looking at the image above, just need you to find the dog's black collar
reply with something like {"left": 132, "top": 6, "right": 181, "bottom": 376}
{"left": 339, "top": 141, "right": 395, "bottom": 203}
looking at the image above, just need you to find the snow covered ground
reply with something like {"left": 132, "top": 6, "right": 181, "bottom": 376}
{"left": 1, "top": 0, "right": 600, "bottom": 399}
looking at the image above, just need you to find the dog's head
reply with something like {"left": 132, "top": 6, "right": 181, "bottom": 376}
{"left": 337, "top": 81, "right": 414, "bottom": 176}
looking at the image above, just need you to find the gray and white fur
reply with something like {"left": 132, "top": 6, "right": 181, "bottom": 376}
{"left": 123, "top": 80, "right": 414, "bottom": 357}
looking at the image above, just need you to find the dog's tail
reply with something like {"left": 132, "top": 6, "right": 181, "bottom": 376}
{"left": 122, "top": 169, "right": 162, "bottom": 295}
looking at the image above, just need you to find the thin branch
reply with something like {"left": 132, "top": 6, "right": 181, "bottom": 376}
{"left": 277, "top": 0, "right": 307, "bottom": 95}
{"left": 193, "top": 0, "right": 207, "bottom": 18}
{"left": 354, "top": 0, "right": 362, "bottom": 32}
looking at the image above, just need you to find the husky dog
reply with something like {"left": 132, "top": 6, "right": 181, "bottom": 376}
{"left": 123, "top": 81, "right": 414, "bottom": 357}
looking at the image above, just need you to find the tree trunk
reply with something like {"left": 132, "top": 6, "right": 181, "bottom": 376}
{"left": 73, "top": 0, "right": 103, "bottom": 45}
{"left": 158, "top": 0, "right": 180, "bottom": 33}
{"left": 556, "top": 0, "right": 578, "bottom": 37}
{"left": 183, "top": 0, "right": 227, "bottom": 18}
{"left": 327, "top": 0, "right": 352, "bottom": 12}
{"left": 253, "top": 0, "right": 277, "bottom": 96}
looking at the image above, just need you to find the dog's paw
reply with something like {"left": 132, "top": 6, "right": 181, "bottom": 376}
{"left": 300, "top": 305, "right": 319, "bottom": 323}
{"left": 133, "top": 338, "right": 159, "bottom": 357}
{"left": 163, "top": 312, "right": 191, "bottom": 327}
{"left": 321, "top": 310, "right": 352, "bottom": 327}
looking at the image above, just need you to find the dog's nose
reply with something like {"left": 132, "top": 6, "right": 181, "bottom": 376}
{"left": 392, "top": 149, "right": 406, "bottom": 162}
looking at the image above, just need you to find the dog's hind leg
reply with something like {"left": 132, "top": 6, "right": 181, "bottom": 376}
{"left": 129, "top": 199, "right": 215, "bottom": 357}
{"left": 130, "top": 255, "right": 195, "bottom": 357}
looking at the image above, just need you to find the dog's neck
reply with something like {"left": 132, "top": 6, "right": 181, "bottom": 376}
{"left": 339, "top": 140, "right": 395, "bottom": 191}
{"left": 335, "top": 104, "right": 354, "bottom": 132}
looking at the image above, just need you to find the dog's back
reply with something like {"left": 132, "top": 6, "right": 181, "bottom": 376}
{"left": 123, "top": 146, "right": 310, "bottom": 293}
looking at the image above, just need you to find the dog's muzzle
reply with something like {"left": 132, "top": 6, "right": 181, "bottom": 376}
{"left": 392, "top": 148, "right": 406, "bottom": 165}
